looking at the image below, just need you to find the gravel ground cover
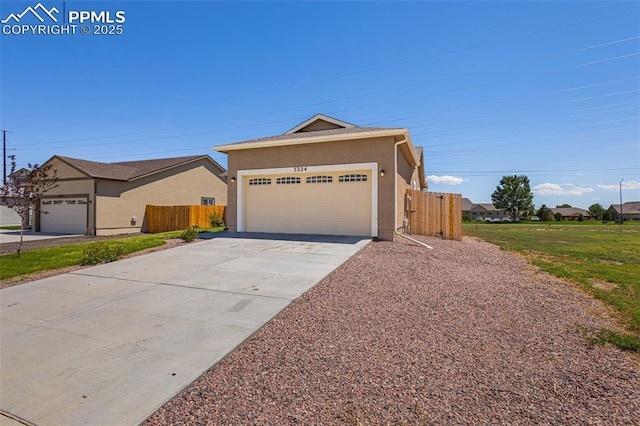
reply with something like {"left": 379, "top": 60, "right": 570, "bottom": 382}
{"left": 146, "top": 236, "right": 640, "bottom": 425}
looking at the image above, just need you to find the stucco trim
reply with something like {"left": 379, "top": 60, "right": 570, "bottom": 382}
{"left": 236, "top": 162, "right": 378, "bottom": 236}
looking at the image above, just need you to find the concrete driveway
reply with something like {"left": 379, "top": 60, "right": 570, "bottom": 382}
{"left": 0, "top": 233, "right": 369, "bottom": 425}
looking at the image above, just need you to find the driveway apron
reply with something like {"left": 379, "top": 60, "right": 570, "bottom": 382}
{"left": 0, "top": 234, "right": 369, "bottom": 425}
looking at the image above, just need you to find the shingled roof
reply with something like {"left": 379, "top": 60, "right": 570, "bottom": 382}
{"left": 53, "top": 155, "right": 223, "bottom": 181}
{"left": 218, "top": 126, "right": 401, "bottom": 149}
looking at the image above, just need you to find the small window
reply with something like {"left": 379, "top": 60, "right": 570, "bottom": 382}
{"left": 53, "top": 200, "right": 63, "bottom": 205}
{"left": 77, "top": 200, "right": 88, "bottom": 205}
{"left": 249, "top": 178, "right": 271, "bottom": 186}
{"left": 202, "top": 198, "right": 215, "bottom": 206}
{"left": 65, "top": 200, "right": 76, "bottom": 205}
{"left": 42, "top": 200, "right": 52, "bottom": 205}
{"left": 276, "top": 177, "right": 301, "bottom": 185}
{"left": 306, "top": 175, "right": 333, "bottom": 184}
{"left": 338, "top": 173, "right": 368, "bottom": 182}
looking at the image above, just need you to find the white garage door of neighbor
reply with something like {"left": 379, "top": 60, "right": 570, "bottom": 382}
{"left": 40, "top": 198, "right": 88, "bottom": 234}
{"left": 243, "top": 170, "right": 373, "bottom": 236}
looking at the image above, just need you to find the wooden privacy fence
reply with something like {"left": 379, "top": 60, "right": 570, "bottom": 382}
{"left": 145, "top": 205, "right": 226, "bottom": 233}
{"left": 406, "top": 190, "right": 462, "bottom": 241}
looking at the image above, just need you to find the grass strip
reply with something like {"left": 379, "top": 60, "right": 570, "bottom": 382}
{"left": 0, "top": 227, "right": 224, "bottom": 281}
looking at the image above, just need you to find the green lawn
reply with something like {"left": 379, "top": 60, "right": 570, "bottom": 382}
{"left": 463, "top": 221, "right": 640, "bottom": 350}
{"left": 0, "top": 227, "right": 224, "bottom": 282}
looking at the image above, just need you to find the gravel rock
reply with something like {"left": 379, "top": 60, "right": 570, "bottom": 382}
{"left": 145, "top": 236, "right": 640, "bottom": 425}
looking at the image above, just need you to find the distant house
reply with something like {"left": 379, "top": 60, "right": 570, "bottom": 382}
{"left": 550, "top": 207, "right": 592, "bottom": 221}
{"left": 38, "top": 155, "right": 227, "bottom": 235}
{"left": 462, "top": 198, "right": 508, "bottom": 220}
{"left": 608, "top": 201, "right": 640, "bottom": 221}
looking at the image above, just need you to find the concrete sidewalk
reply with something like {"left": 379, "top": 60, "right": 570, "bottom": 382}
{"left": 0, "top": 234, "right": 369, "bottom": 425}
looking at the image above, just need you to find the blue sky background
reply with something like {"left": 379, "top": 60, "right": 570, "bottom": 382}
{"left": 1, "top": 0, "right": 638, "bottom": 210}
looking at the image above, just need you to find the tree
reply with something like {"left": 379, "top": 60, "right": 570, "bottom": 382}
{"left": 1, "top": 155, "right": 58, "bottom": 256}
{"left": 536, "top": 204, "right": 554, "bottom": 222}
{"left": 491, "top": 175, "right": 534, "bottom": 219}
{"left": 556, "top": 203, "right": 572, "bottom": 208}
{"left": 602, "top": 210, "right": 612, "bottom": 222}
{"left": 554, "top": 212, "right": 563, "bottom": 221}
{"left": 588, "top": 203, "right": 605, "bottom": 220}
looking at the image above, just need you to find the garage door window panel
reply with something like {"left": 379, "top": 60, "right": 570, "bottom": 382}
{"left": 339, "top": 173, "right": 368, "bottom": 182}
{"left": 306, "top": 175, "right": 333, "bottom": 184}
{"left": 276, "top": 177, "right": 301, "bottom": 185}
{"left": 249, "top": 178, "right": 271, "bottom": 185}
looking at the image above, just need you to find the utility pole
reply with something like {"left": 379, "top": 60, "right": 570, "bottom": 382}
{"left": 619, "top": 179, "right": 624, "bottom": 231}
{"left": 2, "top": 130, "right": 8, "bottom": 186}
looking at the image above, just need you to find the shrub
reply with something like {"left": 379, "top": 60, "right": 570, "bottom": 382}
{"left": 209, "top": 210, "right": 224, "bottom": 227}
{"left": 554, "top": 212, "right": 562, "bottom": 222}
{"left": 180, "top": 226, "right": 199, "bottom": 242}
{"left": 80, "top": 241, "right": 125, "bottom": 265}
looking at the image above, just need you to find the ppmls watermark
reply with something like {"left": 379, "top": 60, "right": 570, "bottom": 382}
{"left": 1, "top": 2, "right": 126, "bottom": 36}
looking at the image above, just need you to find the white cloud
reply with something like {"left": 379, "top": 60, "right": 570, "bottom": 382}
{"left": 533, "top": 183, "right": 594, "bottom": 196}
{"left": 597, "top": 180, "right": 640, "bottom": 192}
{"left": 427, "top": 175, "right": 465, "bottom": 185}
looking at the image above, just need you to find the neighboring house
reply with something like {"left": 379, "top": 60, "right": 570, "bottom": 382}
{"left": 214, "top": 114, "right": 427, "bottom": 240}
{"left": 0, "top": 198, "right": 25, "bottom": 226}
{"left": 608, "top": 201, "right": 640, "bottom": 221}
{"left": 550, "top": 207, "right": 592, "bottom": 221}
{"left": 1, "top": 168, "right": 35, "bottom": 227}
{"left": 462, "top": 198, "right": 508, "bottom": 220}
{"left": 38, "top": 155, "right": 227, "bottom": 235}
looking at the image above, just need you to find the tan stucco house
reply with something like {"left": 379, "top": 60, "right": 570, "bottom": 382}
{"left": 38, "top": 155, "right": 227, "bottom": 235}
{"left": 214, "top": 114, "right": 427, "bottom": 240}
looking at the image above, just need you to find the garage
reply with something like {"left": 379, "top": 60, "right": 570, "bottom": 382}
{"left": 40, "top": 198, "right": 88, "bottom": 234}
{"left": 215, "top": 114, "right": 427, "bottom": 240}
{"left": 242, "top": 168, "right": 374, "bottom": 236}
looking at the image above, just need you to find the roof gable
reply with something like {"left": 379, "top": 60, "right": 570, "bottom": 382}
{"left": 285, "top": 114, "right": 355, "bottom": 134}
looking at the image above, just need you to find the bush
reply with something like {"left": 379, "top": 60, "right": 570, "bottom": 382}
{"left": 180, "top": 226, "right": 199, "bottom": 242}
{"left": 80, "top": 241, "right": 125, "bottom": 265}
{"left": 208, "top": 210, "right": 224, "bottom": 227}
{"left": 554, "top": 212, "right": 562, "bottom": 222}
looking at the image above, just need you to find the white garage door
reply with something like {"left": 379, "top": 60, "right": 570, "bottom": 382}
{"left": 243, "top": 170, "right": 373, "bottom": 236}
{"left": 40, "top": 198, "right": 88, "bottom": 234}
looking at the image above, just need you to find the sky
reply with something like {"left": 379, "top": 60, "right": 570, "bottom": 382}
{"left": 1, "top": 0, "right": 638, "bottom": 211}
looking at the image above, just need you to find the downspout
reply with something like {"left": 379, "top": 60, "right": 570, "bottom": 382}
{"left": 393, "top": 136, "right": 433, "bottom": 249}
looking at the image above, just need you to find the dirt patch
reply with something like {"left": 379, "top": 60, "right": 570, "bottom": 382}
{"left": 599, "top": 259, "right": 624, "bottom": 266}
{"left": 591, "top": 278, "right": 619, "bottom": 291}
